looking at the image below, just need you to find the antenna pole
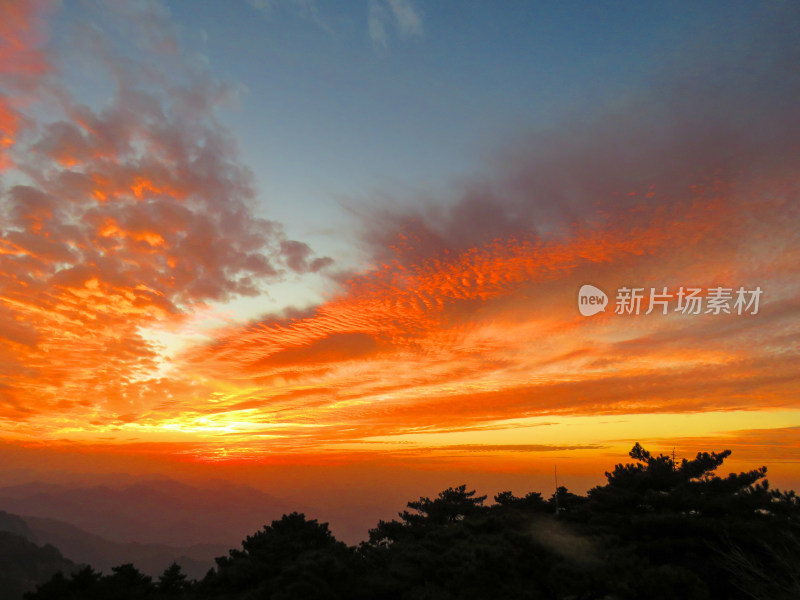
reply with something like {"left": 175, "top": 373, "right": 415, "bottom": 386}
{"left": 554, "top": 464, "right": 560, "bottom": 517}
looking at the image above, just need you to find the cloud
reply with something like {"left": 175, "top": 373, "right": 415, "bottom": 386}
{"left": 248, "top": 0, "right": 335, "bottom": 36}
{"left": 280, "top": 240, "right": 334, "bottom": 273}
{"left": 0, "top": 0, "right": 51, "bottom": 170}
{"left": 162, "top": 3, "right": 800, "bottom": 456}
{"left": 646, "top": 426, "right": 800, "bottom": 464}
{"left": 0, "top": 1, "right": 330, "bottom": 427}
{"left": 248, "top": 0, "right": 272, "bottom": 12}
{"left": 369, "top": 0, "right": 423, "bottom": 48}
{"left": 1, "top": 1, "right": 798, "bottom": 469}
{"left": 173, "top": 188, "right": 798, "bottom": 452}
{"left": 247, "top": 0, "right": 422, "bottom": 47}
{"left": 356, "top": 2, "right": 799, "bottom": 264}
{"left": 387, "top": 0, "right": 423, "bottom": 37}
{"left": 424, "top": 444, "right": 607, "bottom": 454}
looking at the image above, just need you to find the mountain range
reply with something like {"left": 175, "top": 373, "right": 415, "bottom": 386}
{"left": 0, "top": 477, "right": 317, "bottom": 587}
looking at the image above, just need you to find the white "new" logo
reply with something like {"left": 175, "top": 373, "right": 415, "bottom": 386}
{"left": 578, "top": 284, "right": 608, "bottom": 316}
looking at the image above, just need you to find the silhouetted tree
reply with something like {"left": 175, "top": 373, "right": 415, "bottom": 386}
{"left": 577, "top": 442, "right": 800, "bottom": 599}
{"left": 157, "top": 563, "right": 190, "bottom": 596}
{"left": 368, "top": 484, "right": 487, "bottom": 547}
{"left": 23, "top": 565, "right": 101, "bottom": 600}
{"left": 99, "top": 564, "right": 154, "bottom": 599}
{"left": 199, "top": 512, "right": 358, "bottom": 599}
{"left": 494, "top": 489, "right": 551, "bottom": 512}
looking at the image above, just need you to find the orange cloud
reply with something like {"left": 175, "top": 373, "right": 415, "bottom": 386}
{"left": 0, "top": 2, "right": 330, "bottom": 434}
{"left": 189, "top": 193, "right": 731, "bottom": 374}
{"left": 649, "top": 426, "right": 800, "bottom": 463}
{"left": 156, "top": 180, "right": 798, "bottom": 463}
{"left": 0, "top": 0, "right": 50, "bottom": 169}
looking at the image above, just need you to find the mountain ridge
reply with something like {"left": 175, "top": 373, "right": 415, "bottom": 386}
{"left": 0, "top": 478, "right": 306, "bottom": 547}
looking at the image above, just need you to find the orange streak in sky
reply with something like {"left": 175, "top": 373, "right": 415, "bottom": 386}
{"left": 188, "top": 197, "right": 727, "bottom": 378}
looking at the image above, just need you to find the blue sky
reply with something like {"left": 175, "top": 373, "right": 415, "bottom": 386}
{"left": 88, "top": 1, "right": 762, "bottom": 254}
{"left": 45, "top": 1, "right": 769, "bottom": 264}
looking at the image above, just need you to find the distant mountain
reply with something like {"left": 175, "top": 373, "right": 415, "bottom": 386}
{"left": 0, "top": 530, "right": 75, "bottom": 600}
{"left": 0, "top": 478, "right": 307, "bottom": 547}
{"left": 21, "top": 515, "right": 227, "bottom": 580}
{"left": 0, "top": 506, "right": 223, "bottom": 580}
{"left": 0, "top": 510, "right": 35, "bottom": 539}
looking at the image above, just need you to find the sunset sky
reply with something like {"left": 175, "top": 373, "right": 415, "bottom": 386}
{"left": 1, "top": 0, "right": 799, "bottom": 505}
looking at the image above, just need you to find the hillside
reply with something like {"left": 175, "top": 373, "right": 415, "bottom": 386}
{"left": 22, "top": 515, "right": 225, "bottom": 580}
{"left": 0, "top": 479, "right": 303, "bottom": 547}
{"left": 0, "top": 530, "right": 75, "bottom": 600}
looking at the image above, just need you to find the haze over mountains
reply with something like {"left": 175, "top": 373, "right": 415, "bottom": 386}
{"left": 0, "top": 473, "right": 398, "bottom": 546}
{"left": 0, "top": 479, "right": 301, "bottom": 546}
{"left": 0, "top": 477, "right": 318, "bottom": 585}
{"left": 0, "top": 474, "right": 394, "bottom": 584}
{"left": 18, "top": 515, "right": 226, "bottom": 580}
{"left": 0, "top": 478, "right": 301, "bottom": 595}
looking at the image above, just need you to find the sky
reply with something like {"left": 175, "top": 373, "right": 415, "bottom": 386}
{"left": 1, "top": 0, "right": 799, "bottom": 507}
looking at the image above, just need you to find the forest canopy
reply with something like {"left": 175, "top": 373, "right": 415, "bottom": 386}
{"left": 22, "top": 444, "right": 800, "bottom": 600}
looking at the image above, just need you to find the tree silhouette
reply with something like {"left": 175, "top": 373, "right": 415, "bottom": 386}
{"left": 200, "top": 512, "right": 358, "bottom": 599}
{"left": 585, "top": 442, "right": 782, "bottom": 518}
{"left": 368, "top": 484, "right": 486, "bottom": 544}
{"left": 402, "top": 485, "right": 488, "bottom": 524}
{"left": 21, "top": 444, "right": 800, "bottom": 600}
{"left": 99, "top": 564, "right": 153, "bottom": 599}
{"left": 157, "top": 563, "right": 189, "bottom": 595}
{"left": 23, "top": 566, "right": 103, "bottom": 600}
{"left": 576, "top": 442, "right": 800, "bottom": 599}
